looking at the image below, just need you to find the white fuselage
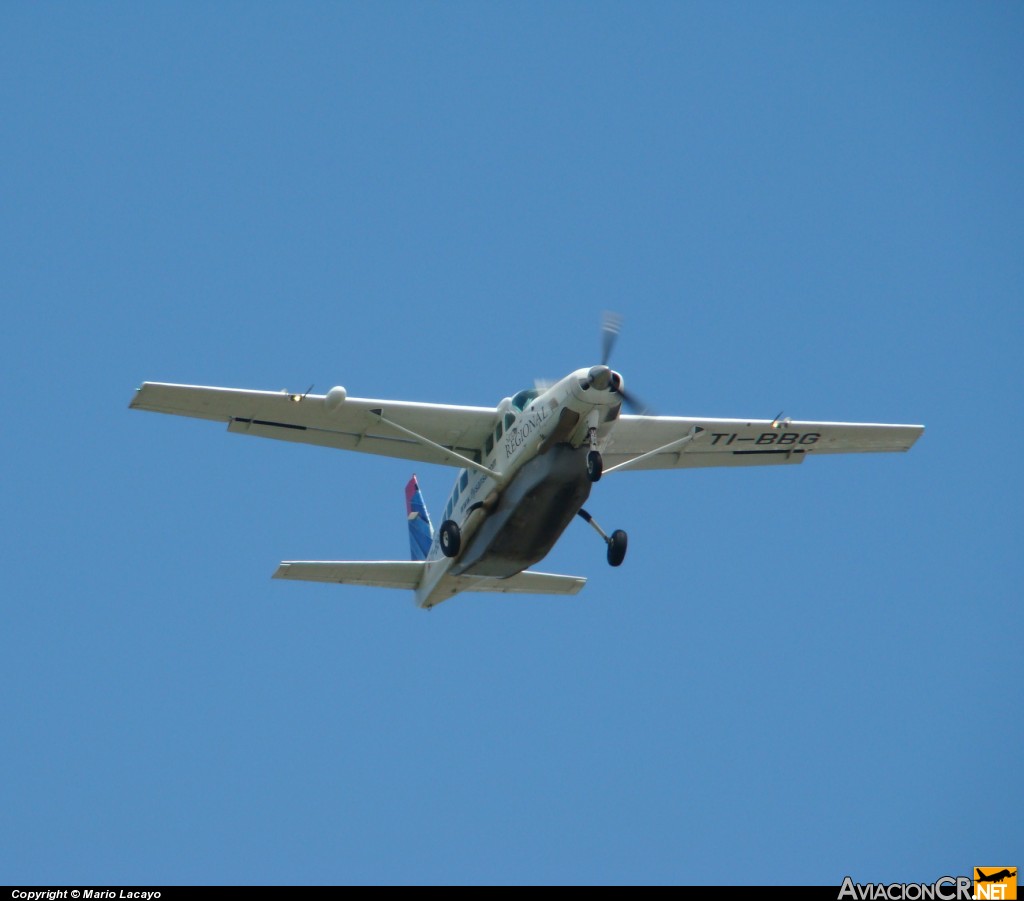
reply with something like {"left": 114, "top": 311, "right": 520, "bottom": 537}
{"left": 415, "top": 367, "right": 623, "bottom": 608}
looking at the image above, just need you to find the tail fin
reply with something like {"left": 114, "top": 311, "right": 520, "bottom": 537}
{"left": 405, "top": 474, "right": 434, "bottom": 561}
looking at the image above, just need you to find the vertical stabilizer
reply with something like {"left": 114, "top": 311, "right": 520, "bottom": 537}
{"left": 405, "top": 475, "right": 434, "bottom": 561}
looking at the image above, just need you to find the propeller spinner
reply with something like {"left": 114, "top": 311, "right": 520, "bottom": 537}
{"left": 585, "top": 313, "right": 650, "bottom": 415}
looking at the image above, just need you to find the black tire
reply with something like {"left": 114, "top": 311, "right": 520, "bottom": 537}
{"left": 440, "top": 520, "right": 461, "bottom": 558}
{"left": 587, "top": 450, "right": 603, "bottom": 482}
{"left": 607, "top": 529, "right": 627, "bottom": 567}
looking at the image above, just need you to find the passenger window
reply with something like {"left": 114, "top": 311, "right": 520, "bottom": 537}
{"left": 453, "top": 482, "right": 460, "bottom": 504}
{"left": 460, "top": 471, "right": 469, "bottom": 491}
{"left": 485, "top": 434, "right": 494, "bottom": 455}
{"left": 504, "top": 412, "right": 515, "bottom": 430}
{"left": 445, "top": 499, "right": 452, "bottom": 520}
{"left": 495, "top": 422, "right": 502, "bottom": 441}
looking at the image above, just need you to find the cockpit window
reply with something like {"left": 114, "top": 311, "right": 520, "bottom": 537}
{"left": 510, "top": 388, "right": 539, "bottom": 412}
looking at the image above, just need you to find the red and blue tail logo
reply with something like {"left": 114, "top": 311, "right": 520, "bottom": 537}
{"left": 405, "top": 475, "right": 434, "bottom": 561}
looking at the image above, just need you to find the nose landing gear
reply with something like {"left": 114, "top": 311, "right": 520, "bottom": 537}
{"left": 585, "top": 421, "right": 603, "bottom": 482}
{"left": 576, "top": 508, "right": 628, "bottom": 567}
{"left": 606, "top": 529, "right": 628, "bottom": 567}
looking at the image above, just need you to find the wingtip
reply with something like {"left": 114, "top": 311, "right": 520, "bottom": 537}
{"left": 128, "top": 382, "right": 151, "bottom": 410}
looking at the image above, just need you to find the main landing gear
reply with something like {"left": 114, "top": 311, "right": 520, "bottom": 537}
{"left": 439, "top": 519, "right": 461, "bottom": 557}
{"left": 577, "top": 508, "right": 628, "bottom": 567}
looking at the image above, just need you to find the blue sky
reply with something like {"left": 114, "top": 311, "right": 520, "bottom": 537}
{"left": 2, "top": 2, "right": 1020, "bottom": 886}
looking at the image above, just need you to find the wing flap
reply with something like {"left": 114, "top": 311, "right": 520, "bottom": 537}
{"left": 226, "top": 417, "right": 472, "bottom": 468}
{"left": 273, "top": 561, "right": 424, "bottom": 590}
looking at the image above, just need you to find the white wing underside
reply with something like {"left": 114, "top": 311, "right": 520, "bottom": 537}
{"left": 273, "top": 561, "right": 585, "bottom": 596}
{"left": 130, "top": 382, "right": 495, "bottom": 469}
{"left": 604, "top": 415, "right": 923, "bottom": 470}
{"left": 130, "top": 382, "right": 923, "bottom": 471}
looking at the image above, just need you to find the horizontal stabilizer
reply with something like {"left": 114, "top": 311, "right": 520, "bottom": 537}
{"left": 273, "top": 561, "right": 586, "bottom": 599}
{"left": 461, "top": 570, "right": 586, "bottom": 596}
{"left": 273, "top": 561, "right": 424, "bottom": 589}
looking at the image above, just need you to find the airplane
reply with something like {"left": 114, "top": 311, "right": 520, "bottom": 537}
{"left": 976, "top": 870, "right": 1016, "bottom": 884}
{"left": 129, "top": 318, "right": 924, "bottom": 609}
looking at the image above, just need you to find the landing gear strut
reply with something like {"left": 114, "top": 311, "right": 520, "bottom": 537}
{"left": 577, "top": 508, "right": 628, "bottom": 567}
{"left": 586, "top": 424, "right": 603, "bottom": 482}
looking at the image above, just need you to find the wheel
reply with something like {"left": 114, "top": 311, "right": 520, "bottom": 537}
{"left": 606, "top": 529, "right": 627, "bottom": 567}
{"left": 587, "top": 450, "right": 603, "bottom": 482}
{"left": 439, "top": 519, "right": 461, "bottom": 557}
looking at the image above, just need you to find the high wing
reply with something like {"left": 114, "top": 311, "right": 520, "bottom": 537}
{"left": 604, "top": 415, "right": 924, "bottom": 472}
{"left": 130, "top": 382, "right": 496, "bottom": 469}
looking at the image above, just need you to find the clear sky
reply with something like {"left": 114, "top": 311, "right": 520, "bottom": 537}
{"left": 2, "top": 2, "right": 1020, "bottom": 886}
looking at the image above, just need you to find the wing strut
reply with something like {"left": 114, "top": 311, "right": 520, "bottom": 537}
{"left": 369, "top": 409, "right": 500, "bottom": 479}
{"left": 604, "top": 426, "right": 705, "bottom": 474}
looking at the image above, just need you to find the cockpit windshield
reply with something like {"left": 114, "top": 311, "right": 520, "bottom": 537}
{"left": 510, "top": 388, "right": 540, "bottom": 412}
